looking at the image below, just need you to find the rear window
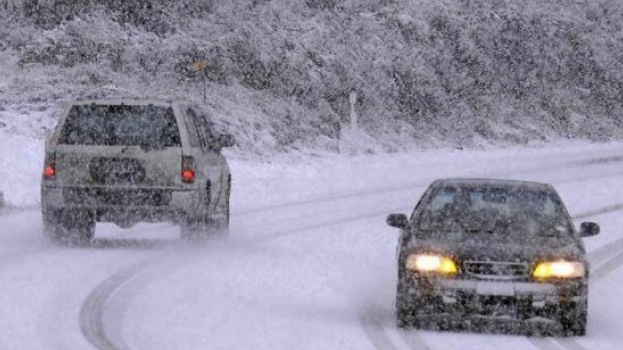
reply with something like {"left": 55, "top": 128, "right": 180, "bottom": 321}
{"left": 58, "top": 105, "right": 181, "bottom": 147}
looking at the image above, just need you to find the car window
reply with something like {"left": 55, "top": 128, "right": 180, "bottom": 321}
{"left": 180, "top": 106, "right": 200, "bottom": 147}
{"left": 427, "top": 187, "right": 457, "bottom": 210}
{"left": 187, "top": 107, "right": 206, "bottom": 148}
{"left": 188, "top": 107, "right": 217, "bottom": 150}
{"left": 58, "top": 105, "right": 181, "bottom": 147}
{"left": 417, "top": 186, "right": 571, "bottom": 236}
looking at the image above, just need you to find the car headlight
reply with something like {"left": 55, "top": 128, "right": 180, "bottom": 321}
{"left": 533, "top": 261, "right": 585, "bottom": 279}
{"left": 405, "top": 254, "right": 458, "bottom": 275}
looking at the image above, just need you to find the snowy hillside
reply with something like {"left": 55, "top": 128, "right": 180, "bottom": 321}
{"left": 1, "top": 0, "right": 623, "bottom": 154}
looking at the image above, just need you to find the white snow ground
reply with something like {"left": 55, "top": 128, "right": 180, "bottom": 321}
{"left": 2, "top": 139, "right": 623, "bottom": 350}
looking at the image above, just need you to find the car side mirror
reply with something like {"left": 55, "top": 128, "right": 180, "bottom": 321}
{"left": 387, "top": 214, "right": 410, "bottom": 230}
{"left": 579, "top": 222, "right": 600, "bottom": 237}
{"left": 217, "top": 133, "right": 235, "bottom": 148}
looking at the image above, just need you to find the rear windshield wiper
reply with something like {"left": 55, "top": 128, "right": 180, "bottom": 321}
{"left": 464, "top": 227, "right": 495, "bottom": 234}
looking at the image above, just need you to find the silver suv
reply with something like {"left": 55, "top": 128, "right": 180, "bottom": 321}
{"left": 41, "top": 99, "right": 234, "bottom": 243}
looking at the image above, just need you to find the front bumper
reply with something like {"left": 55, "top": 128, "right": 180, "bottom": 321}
{"left": 399, "top": 274, "right": 586, "bottom": 321}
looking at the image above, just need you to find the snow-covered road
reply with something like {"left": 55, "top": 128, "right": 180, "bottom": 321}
{"left": 2, "top": 142, "right": 623, "bottom": 350}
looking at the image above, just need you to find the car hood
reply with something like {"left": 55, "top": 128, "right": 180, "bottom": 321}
{"left": 406, "top": 231, "right": 585, "bottom": 262}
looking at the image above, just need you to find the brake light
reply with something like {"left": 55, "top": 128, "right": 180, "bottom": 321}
{"left": 43, "top": 153, "right": 56, "bottom": 179}
{"left": 181, "top": 169, "right": 196, "bottom": 183}
{"left": 181, "top": 155, "right": 196, "bottom": 183}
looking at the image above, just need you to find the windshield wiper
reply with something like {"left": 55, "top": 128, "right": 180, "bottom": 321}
{"left": 464, "top": 227, "right": 495, "bottom": 234}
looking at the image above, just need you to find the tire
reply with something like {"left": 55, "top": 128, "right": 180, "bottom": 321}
{"left": 211, "top": 183, "right": 231, "bottom": 238}
{"left": 560, "top": 300, "right": 588, "bottom": 336}
{"left": 395, "top": 275, "right": 451, "bottom": 331}
{"left": 208, "top": 215, "right": 229, "bottom": 237}
{"left": 180, "top": 215, "right": 228, "bottom": 242}
{"left": 181, "top": 185, "right": 229, "bottom": 242}
{"left": 210, "top": 174, "right": 231, "bottom": 238}
{"left": 395, "top": 277, "right": 420, "bottom": 329}
{"left": 43, "top": 209, "right": 95, "bottom": 246}
{"left": 43, "top": 211, "right": 63, "bottom": 242}
{"left": 396, "top": 294, "right": 441, "bottom": 330}
{"left": 396, "top": 301, "right": 415, "bottom": 329}
{"left": 180, "top": 216, "right": 208, "bottom": 242}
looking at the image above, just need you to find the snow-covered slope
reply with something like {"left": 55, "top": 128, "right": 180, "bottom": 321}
{"left": 2, "top": 0, "right": 623, "bottom": 152}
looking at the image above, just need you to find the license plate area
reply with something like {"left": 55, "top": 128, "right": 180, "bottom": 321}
{"left": 476, "top": 281, "right": 515, "bottom": 296}
{"left": 63, "top": 188, "right": 171, "bottom": 206}
{"left": 89, "top": 158, "right": 146, "bottom": 184}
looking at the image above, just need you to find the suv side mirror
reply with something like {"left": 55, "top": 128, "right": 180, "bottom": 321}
{"left": 579, "top": 222, "right": 600, "bottom": 237}
{"left": 217, "top": 134, "right": 235, "bottom": 148}
{"left": 387, "top": 214, "right": 410, "bottom": 230}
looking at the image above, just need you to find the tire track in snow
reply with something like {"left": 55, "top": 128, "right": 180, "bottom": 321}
{"left": 527, "top": 339, "right": 563, "bottom": 350}
{"left": 80, "top": 261, "right": 151, "bottom": 350}
{"left": 591, "top": 249, "right": 623, "bottom": 283}
{"left": 360, "top": 307, "right": 403, "bottom": 350}
{"left": 573, "top": 203, "right": 623, "bottom": 221}
{"left": 397, "top": 329, "right": 432, "bottom": 350}
{"left": 79, "top": 254, "right": 194, "bottom": 350}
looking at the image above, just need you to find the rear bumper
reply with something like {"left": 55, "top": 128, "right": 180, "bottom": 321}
{"left": 41, "top": 186, "right": 202, "bottom": 222}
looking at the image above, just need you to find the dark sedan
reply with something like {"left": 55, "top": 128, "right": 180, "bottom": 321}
{"left": 387, "top": 178, "right": 600, "bottom": 336}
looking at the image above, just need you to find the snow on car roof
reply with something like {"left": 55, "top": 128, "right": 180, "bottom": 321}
{"left": 430, "top": 178, "right": 554, "bottom": 191}
{"left": 69, "top": 99, "right": 189, "bottom": 107}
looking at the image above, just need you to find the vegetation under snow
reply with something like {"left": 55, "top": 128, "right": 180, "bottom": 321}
{"left": 1, "top": 0, "right": 623, "bottom": 154}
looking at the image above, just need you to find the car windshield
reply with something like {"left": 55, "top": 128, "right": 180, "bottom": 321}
{"left": 416, "top": 186, "right": 572, "bottom": 236}
{"left": 58, "top": 104, "right": 181, "bottom": 147}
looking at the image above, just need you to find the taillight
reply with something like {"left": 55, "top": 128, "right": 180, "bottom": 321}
{"left": 43, "top": 153, "right": 56, "bottom": 179}
{"left": 181, "top": 155, "right": 196, "bottom": 183}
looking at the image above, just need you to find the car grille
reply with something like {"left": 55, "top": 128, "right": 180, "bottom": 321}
{"left": 463, "top": 261, "right": 529, "bottom": 280}
{"left": 63, "top": 188, "right": 172, "bottom": 206}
